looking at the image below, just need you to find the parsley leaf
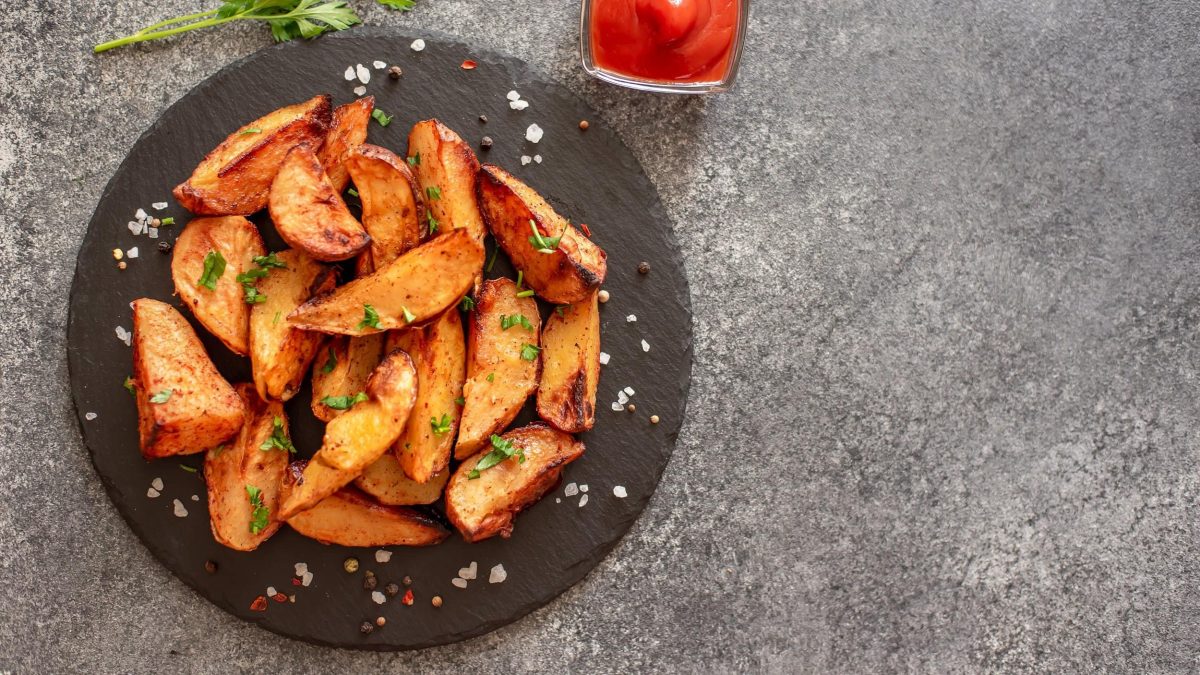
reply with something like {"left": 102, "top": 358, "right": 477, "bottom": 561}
{"left": 321, "top": 392, "right": 369, "bottom": 410}
{"left": 197, "top": 250, "right": 226, "bottom": 290}
{"left": 459, "top": 295, "right": 475, "bottom": 312}
{"left": 347, "top": 187, "right": 359, "bottom": 197}
{"left": 376, "top": 0, "right": 416, "bottom": 10}
{"left": 246, "top": 485, "right": 269, "bottom": 535}
{"left": 407, "top": 153, "right": 421, "bottom": 166}
{"left": 124, "top": 376, "right": 136, "bottom": 395}
{"left": 320, "top": 347, "right": 338, "bottom": 374}
{"left": 259, "top": 416, "right": 295, "bottom": 453}
{"left": 150, "top": 389, "right": 173, "bottom": 403}
{"left": 520, "top": 343, "right": 540, "bottom": 361}
{"left": 240, "top": 128, "right": 262, "bottom": 135}
{"left": 357, "top": 304, "right": 382, "bottom": 330}
{"left": 253, "top": 252, "right": 287, "bottom": 269}
{"left": 528, "top": 220, "right": 563, "bottom": 254}
{"left": 427, "top": 212, "right": 439, "bottom": 235}
{"left": 468, "top": 434, "right": 526, "bottom": 479}
{"left": 430, "top": 413, "right": 452, "bottom": 436}
{"left": 500, "top": 314, "right": 533, "bottom": 331}
{"left": 425, "top": 186, "right": 441, "bottom": 201}
{"left": 486, "top": 372, "right": 495, "bottom": 383}
{"left": 371, "top": 108, "right": 393, "bottom": 127}
{"left": 454, "top": 396, "right": 465, "bottom": 406}
{"left": 180, "top": 464, "right": 198, "bottom": 473}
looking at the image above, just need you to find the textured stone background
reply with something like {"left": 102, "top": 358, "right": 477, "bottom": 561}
{"left": 3, "top": 0, "right": 1200, "bottom": 672}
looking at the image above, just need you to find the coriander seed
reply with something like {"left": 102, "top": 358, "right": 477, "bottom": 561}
{"left": 650, "top": 415, "right": 660, "bottom": 424}
{"left": 388, "top": 65, "right": 402, "bottom": 79}
{"left": 151, "top": 218, "right": 162, "bottom": 227}
{"left": 118, "top": 261, "right": 127, "bottom": 270}
{"left": 431, "top": 595, "right": 443, "bottom": 607}
{"left": 598, "top": 290, "right": 610, "bottom": 303}
{"left": 626, "top": 403, "right": 636, "bottom": 413}
{"left": 344, "top": 557, "right": 359, "bottom": 573}
{"left": 375, "top": 616, "right": 386, "bottom": 627}
{"left": 579, "top": 120, "right": 589, "bottom": 130}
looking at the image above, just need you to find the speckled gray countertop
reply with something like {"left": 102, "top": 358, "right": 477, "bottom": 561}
{"left": 3, "top": 1, "right": 1200, "bottom": 671}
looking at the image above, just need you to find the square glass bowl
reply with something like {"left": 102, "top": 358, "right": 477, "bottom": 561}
{"left": 579, "top": 0, "right": 750, "bottom": 94}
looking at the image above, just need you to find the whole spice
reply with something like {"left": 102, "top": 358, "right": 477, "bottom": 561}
{"left": 204, "top": 560, "right": 218, "bottom": 574}
{"left": 480, "top": 136, "right": 493, "bottom": 150}
{"left": 431, "top": 595, "right": 443, "bottom": 608}
{"left": 273, "top": 593, "right": 288, "bottom": 603}
{"left": 384, "top": 582, "right": 400, "bottom": 597}
{"left": 598, "top": 290, "right": 610, "bottom": 303}
{"left": 579, "top": 119, "right": 590, "bottom": 130}
{"left": 376, "top": 616, "right": 387, "bottom": 627}
{"left": 402, "top": 589, "right": 414, "bottom": 606}
{"left": 157, "top": 240, "right": 172, "bottom": 254}
{"left": 151, "top": 217, "right": 162, "bottom": 227}
{"left": 638, "top": 261, "right": 651, "bottom": 274}
{"left": 250, "top": 596, "right": 268, "bottom": 612}
{"left": 479, "top": 114, "right": 488, "bottom": 123}
{"left": 402, "top": 575, "right": 412, "bottom": 586}
{"left": 363, "top": 571, "right": 378, "bottom": 591}
{"left": 388, "top": 65, "right": 403, "bottom": 79}
{"left": 626, "top": 403, "right": 636, "bottom": 412}
{"left": 118, "top": 261, "right": 128, "bottom": 270}
{"left": 344, "top": 557, "right": 360, "bottom": 573}
{"left": 650, "top": 414, "right": 660, "bottom": 424}
{"left": 360, "top": 621, "right": 375, "bottom": 634}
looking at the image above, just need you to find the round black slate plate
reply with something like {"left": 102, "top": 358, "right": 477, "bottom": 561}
{"left": 67, "top": 28, "right": 692, "bottom": 649}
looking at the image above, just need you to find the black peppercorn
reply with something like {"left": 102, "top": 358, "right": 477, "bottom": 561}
{"left": 384, "top": 582, "right": 400, "bottom": 597}
{"left": 388, "top": 65, "right": 402, "bottom": 79}
{"left": 638, "top": 261, "right": 650, "bottom": 274}
{"left": 363, "top": 573, "right": 377, "bottom": 591}
{"left": 157, "top": 240, "right": 172, "bottom": 254}
{"left": 204, "top": 560, "right": 217, "bottom": 574}
{"left": 360, "top": 621, "right": 375, "bottom": 634}
{"left": 480, "top": 136, "right": 493, "bottom": 150}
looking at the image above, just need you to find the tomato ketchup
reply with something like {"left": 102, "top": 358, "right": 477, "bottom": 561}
{"left": 588, "top": 0, "right": 742, "bottom": 84}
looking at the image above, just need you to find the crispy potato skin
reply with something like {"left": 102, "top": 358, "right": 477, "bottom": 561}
{"left": 269, "top": 144, "right": 370, "bottom": 262}
{"left": 285, "top": 485, "right": 448, "bottom": 547}
{"left": 278, "top": 350, "right": 418, "bottom": 519}
{"left": 318, "top": 97, "right": 373, "bottom": 194}
{"left": 174, "top": 95, "right": 332, "bottom": 215}
{"left": 537, "top": 290, "right": 601, "bottom": 432}
{"left": 345, "top": 144, "right": 424, "bottom": 271}
{"left": 288, "top": 228, "right": 483, "bottom": 336}
{"left": 355, "top": 453, "right": 449, "bottom": 505}
{"left": 170, "top": 216, "right": 265, "bottom": 356}
{"left": 132, "top": 298, "right": 244, "bottom": 458}
{"left": 477, "top": 165, "right": 607, "bottom": 303}
{"left": 310, "top": 335, "right": 384, "bottom": 422}
{"left": 446, "top": 423, "right": 584, "bottom": 542}
{"left": 250, "top": 250, "right": 337, "bottom": 401}
{"left": 407, "top": 119, "right": 485, "bottom": 246}
{"left": 455, "top": 279, "right": 541, "bottom": 458}
{"left": 204, "top": 384, "right": 290, "bottom": 551}
{"left": 386, "top": 308, "right": 466, "bottom": 481}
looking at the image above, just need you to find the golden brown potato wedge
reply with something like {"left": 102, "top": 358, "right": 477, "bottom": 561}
{"left": 355, "top": 453, "right": 449, "bottom": 506}
{"left": 310, "top": 335, "right": 385, "bottom": 422}
{"left": 537, "top": 290, "right": 601, "bottom": 433}
{"left": 131, "top": 298, "right": 244, "bottom": 458}
{"left": 318, "top": 97, "right": 373, "bottom": 194}
{"left": 407, "top": 119, "right": 485, "bottom": 245}
{"left": 250, "top": 250, "right": 337, "bottom": 402}
{"left": 288, "top": 228, "right": 483, "bottom": 336}
{"left": 170, "top": 216, "right": 265, "bottom": 356}
{"left": 386, "top": 307, "right": 466, "bottom": 481}
{"left": 278, "top": 351, "right": 418, "bottom": 519}
{"left": 455, "top": 278, "right": 541, "bottom": 458}
{"left": 285, "top": 485, "right": 448, "bottom": 547}
{"left": 204, "top": 384, "right": 291, "bottom": 551}
{"left": 269, "top": 144, "right": 371, "bottom": 262}
{"left": 345, "top": 144, "right": 424, "bottom": 271}
{"left": 477, "top": 164, "right": 607, "bottom": 303}
{"left": 446, "top": 423, "right": 584, "bottom": 542}
{"left": 174, "top": 95, "right": 332, "bottom": 215}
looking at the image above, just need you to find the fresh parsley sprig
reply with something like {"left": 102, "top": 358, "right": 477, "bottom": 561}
{"left": 528, "top": 220, "right": 562, "bottom": 254}
{"left": 259, "top": 416, "right": 295, "bottom": 453}
{"left": 321, "top": 392, "right": 368, "bottom": 410}
{"left": 430, "top": 413, "right": 452, "bottom": 436}
{"left": 246, "top": 485, "right": 269, "bottom": 534}
{"left": 358, "top": 304, "right": 382, "bottom": 330}
{"left": 320, "top": 347, "right": 338, "bottom": 374}
{"left": 197, "top": 250, "right": 226, "bottom": 291}
{"left": 500, "top": 314, "right": 533, "bottom": 331}
{"left": 468, "top": 435, "right": 525, "bottom": 479}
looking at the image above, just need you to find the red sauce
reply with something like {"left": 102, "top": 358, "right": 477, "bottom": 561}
{"left": 589, "top": 0, "right": 741, "bottom": 83}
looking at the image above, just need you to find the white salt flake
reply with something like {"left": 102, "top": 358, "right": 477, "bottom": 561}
{"left": 451, "top": 577, "right": 468, "bottom": 589}
{"left": 556, "top": 498, "right": 561, "bottom": 503}
{"left": 85, "top": 412, "right": 97, "bottom": 421}
{"left": 353, "top": 85, "right": 367, "bottom": 96}
{"left": 617, "top": 391, "right": 629, "bottom": 405}
{"left": 115, "top": 326, "right": 131, "bottom": 346}
{"left": 372, "top": 591, "right": 386, "bottom": 604}
{"left": 506, "top": 90, "right": 521, "bottom": 101}
{"left": 152, "top": 202, "right": 168, "bottom": 211}
{"left": 301, "top": 571, "right": 313, "bottom": 587}
{"left": 356, "top": 64, "right": 370, "bottom": 83}
{"left": 580, "top": 484, "right": 589, "bottom": 493}
{"left": 613, "top": 485, "right": 628, "bottom": 498}
{"left": 147, "top": 227, "right": 159, "bottom": 239}
{"left": 376, "top": 549, "right": 392, "bottom": 563}
{"left": 267, "top": 586, "right": 277, "bottom": 597}
{"left": 458, "top": 561, "right": 478, "bottom": 580}
{"left": 534, "top": 155, "right": 542, "bottom": 163}
{"left": 564, "top": 482, "right": 579, "bottom": 497}
{"left": 489, "top": 564, "right": 507, "bottom": 584}
{"left": 190, "top": 494, "right": 199, "bottom": 502}
{"left": 146, "top": 487, "right": 160, "bottom": 498}
{"left": 344, "top": 65, "right": 356, "bottom": 80}
{"left": 599, "top": 352, "right": 611, "bottom": 365}
{"left": 626, "top": 314, "right": 637, "bottom": 322}
{"left": 135, "top": 208, "right": 149, "bottom": 222}
{"left": 126, "top": 247, "right": 139, "bottom": 259}
{"left": 521, "top": 155, "right": 532, "bottom": 165}
{"left": 641, "top": 339, "right": 651, "bottom": 352}
{"left": 294, "top": 562, "right": 308, "bottom": 575}
{"left": 623, "top": 386, "right": 635, "bottom": 396}
{"left": 128, "top": 220, "right": 144, "bottom": 235}
{"left": 373, "top": 60, "right": 386, "bottom": 69}
{"left": 173, "top": 499, "right": 188, "bottom": 517}
{"left": 579, "top": 494, "right": 589, "bottom": 507}
{"left": 525, "top": 124, "right": 544, "bottom": 143}
{"left": 410, "top": 38, "right": 426, "bottom": 51}
{"left": 611, "top": 402, "right": 624, "bottom": 411}
{"left": 152, "top": 477, "right": 164, "bottom": 491}
{"left": 510, "top": 99, "right": 530, "bottom": 111}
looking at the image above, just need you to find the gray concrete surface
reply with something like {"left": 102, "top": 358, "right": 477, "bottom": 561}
{"left": 3, "top": 0, "right": 1200, "bottom": 671}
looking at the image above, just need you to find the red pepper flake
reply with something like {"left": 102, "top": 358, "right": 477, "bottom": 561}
{"left": 273, "top": 593, "right": 288, "bottom": 603}
{"left": 402, "top": 589, "right": 414, "bottom": 606}
{"left": 249, "top": 595, "right": 268, "bottom": 612}
{"left": 291, "top": 577, "right": 303, "bottom": 586}
{"left": 461, "top": 60, "right": 477, "bottom": 70}
{"left": 580, "top": 223, "right": 592, "bottom": 237}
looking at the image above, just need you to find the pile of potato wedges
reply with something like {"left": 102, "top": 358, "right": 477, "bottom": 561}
{"left": 129, "top": 94, "right": 606, "bottom": 551}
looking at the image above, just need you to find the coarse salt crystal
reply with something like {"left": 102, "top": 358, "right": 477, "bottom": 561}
{"left": 613, "top": 485, "right": 628, "bottom": 498}
{"left": 191, "top": 494, "right": 199, "bottom": 501}
{"left": 617, "top": 391, "right": 629, "bottom": 405}
{"left": 556, "top": 498, "right": 561, "bottom": 503}
{"left": 599, "top": 352, "right": 610, "bottom": 365}
{"left": 267, "top": 586, "right": 277, "bottom": 597}
{"left": 579, "top": 494, "right": 589, "bottom": 507}
{"left": 302, "top": 571, "right": 313, "bottom": 586}
{"left": 152, "top": 202, "right": 168, "bottom": 210}
{"left": 173, "top": 499, "right": 188, "bottom": 517}
{"left": 372, "top": 591, "right": 386, "bottom": 604}
{"left": 135, "top": 208, "right": 148, "bottom": 222}
{"left": 147, "top": 228, "right": 159, "bottom": 239}
{"left": 626, "top": 314, "right": 637, "bottom": 322}
{"left": 128, "top": 221, "right": 143, "bottom": 235}
{"left": 115, "top": 326, "right": 131, "bottom": 346}
{"left": 510, "top": 99, "right": 529, "bottom": 111}
{"left": 642, "top": 339, "right": 650, "bottom": 352}
{"left": 611, "top": 402, "right": 624, "bottom": 411}
{"left": 353, "top": 85, "right": 367, "bottom": 96}
{"left": 373, "top": 60, "right": 386, "bottom": 69}
{"left": 451, "top": 577, "right": 468, "bottom": 589}
{"left": 410, "top": 38, "right": 426, "bottom": 51}
{"left": 564, "top": 482, "right": 578, "bottom": 497}
{"left": 126, "top": 247, "right": 139, "bottom": 259}
{"left": 506, "top": 90, "right": 521, "bottom": 101}
{"left": 623, "top": 386, "right": 635, "bottom": 396}
{"left": 521, "top": 155, "right": 532, "bottom": 165}
{"left": 489, "top": 564, "right": 507, "bottom": 584}
{"left": 534, "top": 155, "right": 542, "bottom": 163}
{"left": 356, "top": 64, "right": 370, "bottom": 83}
{"left": 295, "top": 562, "right": 308, "bottom": 575}
{"left": 525, "top": 124, "right": 543, "bottom": 143}
{"left": 344, "top": 66, "right": 356, "bottom": 80}
{"left": 152, "top": 477, "right": 164, "bottom": 491}
{"left": 376, "top": 549, "right": 392, "bottom": 563}
{"left": 580, "top": 484, "right": 588, "bottom": 493}
{"left": 458, "top": 561, "right": 477, "bottom": 580}
{"left": 146, "top": 487, "right": 160, "bottom": 498}
{"left": 85, "top": 412, "right": 97, "bottom": 420}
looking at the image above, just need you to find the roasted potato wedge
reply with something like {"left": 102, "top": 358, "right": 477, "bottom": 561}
{"left": 345, "top": 144, "right": 424, "bottom": 271}
{"left": 478, "top": 164, "right": 607, "bottom": 303}
{"left": 318, "top": 97, "right": 373, "bottom": 194}
{"left": 204, "top": 384, "right": 291, "bottom": 551}
{"left": 278, "top": 351, "right": 418, "bottom": 519}
{"left": 537, "top": 290, "right": 601, "bottom": 432}
{"left": 355, "top": 453, "right": 449, "bottom": 506}
{"left": 455, "top": 278, "right": 541, "bottom": 458}
{"left": 407, "top": 119, "right": 485, "bottom": 245}
{"left": 446, "top": 423, "right": 584, "bottom": 542}
{"left": 285, "top": 486, "right": 448, "bottom": 547}
{"left": 174, "top": 95, "right": 331, "bottom": 215}
{"left": 250, "top": 250, "right": 337, "bottom": 401}
{"left": 269, "top": 144, "right": 371, "bottom": 262}
{"left": 386, "top": 307, "right": 466, "bottom": 481}
{"left": 288, "top": 228, "right": 483, "bottom": 336}
{"left": 131, "top": 298, "right": 244, "bottom": 458}
{"left": 170, "top": 216, "right": 265, "bottom": 356}
{"left": 310, "top": 335, "right": 384, "bottom": 422}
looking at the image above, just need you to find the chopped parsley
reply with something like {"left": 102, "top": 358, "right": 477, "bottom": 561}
{"left": 401, "top": 306, "right": 416, "bottom": 323}
{"left": 454, "top": 396, "right": 465, "bottom": 406}
{"left": 259, "top": 416, "right": 295, "bottom": 453}
{"left": 357, "top": 304, "right": 382, "bottom": 330}
{"left": 371, "top": 108, "right": 393, "bottom": 127}
{"left": 150, "top": 389, "right": 173, "bottom": 403}
{"left": 347, "top": 187, "right": 359, "bottom": 197}
{"left": 500, "top": 313, "right": 533, "bottom": 331}
{"left": 515, "top": 270, "right": 535, "bottom": 297}
{"left": 160, "top": 217, "right": 175, "bottom": 226}
{"left": 246, "top": 485, "right": 269, "bottom": 535}
{"left": 520, "top": 343, "right": 540, "bottom": 361}
{"left": 240, "top": 128, "right": 262, "bottom": 135}
{"left": 272, "top": 310, "right": 281, "bottom": 325}
{"left": 468, "top": 434, "right": 526, "bottom": 479}
{"left": 486, "top": 372, "right": 495, "bottom": 383}
{"left": 236, "top": 252, "right": 285, "bottom": 304}
{"left": 407, "top": 152, "right": 420, "bottom": 166}
{"left": 459, "top": 295, "right": 475, "bottom": 312}
{"left": 320, "top": 347, "right": 338, "bottom": 374}
{"left": 516, "top": 289, "right": 536, "bottom": 298}
{"left": 196, "top": 250, "right": 226, "bottom": 290}
{"left": 555, "top": 305, "right": 568, "bottom": 317}
{"left": 425, "top": 185, "right": 441, "bottom": 200}
{"left": 485, "top": 245, "right": 499, "bottom": 272}
{"left": 427, "top": 212, "right": 439, "bottom": 235}
{"left": 430, "top": 413, "right": 452, "bottom": 436}
{"left": 253, "top": 252, "right": 287, "bottom": 269}
{"left": 180, "top": 464, "right": 198, "bottom": 473}
{"left": 321, "top": 392, "right": 369, "bottom": 410}
{"left": 123, "top": 376, "right": 135, "bottom": 395}
{"left": 528, "top": 220, "right": 562, "bottom": 254}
